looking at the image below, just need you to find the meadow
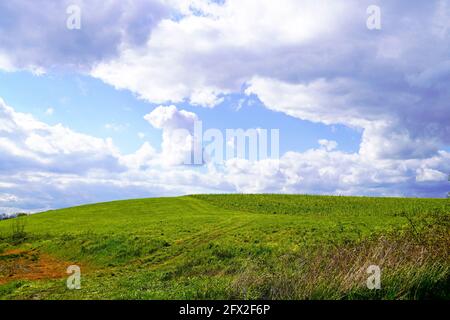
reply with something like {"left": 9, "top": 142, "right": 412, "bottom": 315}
{"left": 0, "top": 194, "right": 449, "bottom": 300}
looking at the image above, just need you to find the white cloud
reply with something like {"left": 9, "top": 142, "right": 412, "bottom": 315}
{"left": 222, "top": 149, "right": 450, "bottom": 197}
{"left": 190, "top": 88, "right": 225, "bottom": 108}
{"left": 45, "top": 107, "right": 54, "bottom": 115}
{"left": 91, "top": 1, "right": 450, "bottom": 162}
{"left": 0, "top": 99, "right": 209, "bottom": 211}
{"left": 0, "top": 53, "right": 15, "bottom": 72}
{"left": 2, "top": 1, "right": 449, "bottom": 164}
{"left": 144, "top": 105, "right": 198, "bottom": 130}
{"left": 2, "top": 98, "right": 450, "bottom": 213}
{"left": 120, "top": 142, "right": 157, "bottom": 170}
{"left": 416, "top": 168, "right": 447, "bottom": 183}
{"left": 0, "top": 193, "right": 19, "bottom": 203}
{"left": 144, "top": 105, "right": 199, "bottom": 165}
{"left": 246, "top": 76, "right": 447, "bottom": 161}
{"left": 91, "top": 0, "right": 354, "bottom": 107}
{"left": 0, "top": 98, "right": 124, "bottom": 174}
{"left": 318, "top": 139, "right": 338, "bottom": 152}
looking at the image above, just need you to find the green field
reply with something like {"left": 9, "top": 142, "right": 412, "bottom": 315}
{"left": 0, "top": 195, "right": 449, "bottom": 300}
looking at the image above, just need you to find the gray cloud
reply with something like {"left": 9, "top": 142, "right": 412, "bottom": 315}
{"left": 0, "top": 0, "right": 169, "bottom": 71}
{"left": 87, "top": 1, "right": 450, "bottom": 162}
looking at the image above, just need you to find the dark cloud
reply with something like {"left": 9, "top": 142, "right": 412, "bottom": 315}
{"left": 0, "top": 0, "right": 169, "bottom": 71}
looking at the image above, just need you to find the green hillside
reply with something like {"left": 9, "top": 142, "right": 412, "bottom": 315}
{"left": 0, "top": 195, "right": 449, "bottom": 300}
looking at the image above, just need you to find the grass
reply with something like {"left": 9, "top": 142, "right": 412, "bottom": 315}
{"left": 0, "top": 194, "right": 448, "bottom": 300}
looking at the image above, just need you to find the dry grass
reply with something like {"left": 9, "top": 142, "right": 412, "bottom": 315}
{"left": 231, "top": 215, "right": 450, "bottom": 300}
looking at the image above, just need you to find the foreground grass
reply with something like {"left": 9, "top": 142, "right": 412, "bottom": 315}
{"left": 0, "top": 195, "right": 448, "bottom": 300}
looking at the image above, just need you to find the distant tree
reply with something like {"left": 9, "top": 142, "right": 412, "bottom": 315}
{"left": 0, "top": 213, "right": 17, "bottom": 220}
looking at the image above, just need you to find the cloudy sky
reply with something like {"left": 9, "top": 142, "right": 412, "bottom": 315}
{"left": 1, "top": 0, "right": 449, "bottom": 213}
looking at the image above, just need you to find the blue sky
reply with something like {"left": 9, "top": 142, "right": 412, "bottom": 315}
{"left": 0, "top": 0, "right": 449, "bottom": 212}
{"left": 0, "top": 71, "right": 361, "bottom": 155}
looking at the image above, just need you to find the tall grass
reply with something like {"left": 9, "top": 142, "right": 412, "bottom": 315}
{"left": 10, "top": 218, "right": 27, "bottom": 244}
{"left": 230, "top": 214, "right": 450, "bottom": 300}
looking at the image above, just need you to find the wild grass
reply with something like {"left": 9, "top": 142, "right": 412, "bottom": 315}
{"left": 231, "top": 222, "right": 449, "bottom": 300}
{"left": 9, "top": 218, "right": 27, "bottom": 245}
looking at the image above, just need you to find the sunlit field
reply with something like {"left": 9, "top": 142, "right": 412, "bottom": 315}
{"left": 0, "top": 195, "right": 448, "bottom": 300}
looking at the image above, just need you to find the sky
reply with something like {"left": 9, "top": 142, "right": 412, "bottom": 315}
{"left": 0, "top": 0, "right": 449, "bottom": 213}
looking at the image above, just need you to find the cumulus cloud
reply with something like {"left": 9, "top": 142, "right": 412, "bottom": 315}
{"left": 120, "top": 142, "right": 157, "bottom": 170}
{"left": 246, "top": 76, "right": 447, "bottom": 160}
{"left": 90, "top": 0, "right": 450, "bottom": 162}
{"left": 91, "top": 0, "right": 354, "bottom": 106}
{"left": 0, "top": 98, "right": 124, "bottom": 174}
{"left": 416, "top": 167, "right": 447, "bottom": 183}
{"left": 222, "top": 149, "right": 450, "bottom": 198}
{"left": 0, "top": 99, "right": 215, "bottom": 211}
{"left": 0, "top": 0, "right": 169, "bottom": 72}
{"left": 318, "top": 139, "right": 338, "bottom": 152}
{"left": 1, "top": 98, "right": 449, "bottom": 213}
{"left": 2, "top": 0, "right": 449, "bottom": 162}
{"left": 144, "top": 105, "right": 199, "bottom": 165}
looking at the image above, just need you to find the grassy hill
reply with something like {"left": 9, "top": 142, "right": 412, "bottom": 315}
{"left": 0, "top": 195, "right": 449, "bottom": 300}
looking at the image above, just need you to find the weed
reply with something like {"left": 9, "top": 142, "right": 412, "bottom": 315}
{"left": 10, "top": 218, "right": 27, "bottom": 244}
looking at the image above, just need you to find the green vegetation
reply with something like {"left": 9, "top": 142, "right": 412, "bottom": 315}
{"left": 0, "top": 194, "right": 448, "bottom": 300}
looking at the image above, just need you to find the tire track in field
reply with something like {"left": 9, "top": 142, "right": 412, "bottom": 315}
{"left": 143, "top": 216, "right": 258, "bottom": 271}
